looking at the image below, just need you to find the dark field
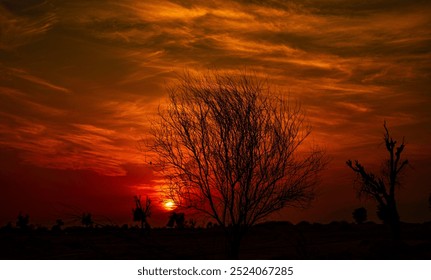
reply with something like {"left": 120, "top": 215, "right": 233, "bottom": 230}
{"left": 1, "top": 222, "right": 430, "bottom": 260}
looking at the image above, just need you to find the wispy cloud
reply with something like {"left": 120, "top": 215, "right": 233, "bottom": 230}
{"left": 8, "top": 68, "right": 71, "bottom": 94}
{"left": 0, "top": 0, "right": 430, "bottom": 180}
{"left": 0, "top": 1, "right": 56, "bottom": 50}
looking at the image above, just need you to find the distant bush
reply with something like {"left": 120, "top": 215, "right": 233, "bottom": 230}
{"left": 167, "top": 212, "right": 185, "bottom": 229}
{"left": 81, "top": 213, "right": 93, "bottom": 228}
{"left": 353, "top": 207, "right": 367, "bottom": 224}
{"left": 16, "top": 212, "right": 30, "bottom": 230}
{"left": 51, "top": 219, "right": 64, "bottom": 232}
{"left": 329, "top": 221, "right": 352, "bottom": 230}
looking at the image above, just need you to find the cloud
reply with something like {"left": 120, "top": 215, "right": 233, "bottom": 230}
{"left": 0, "top": 0, "right": 56, "bottom": 50}
{"left": 1, "top": 0, "right": 430, "bottom": 169}
{"left": 7, "top": 68, "right": 71, "bottom": 94}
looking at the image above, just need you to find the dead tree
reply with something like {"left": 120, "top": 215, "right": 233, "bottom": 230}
{"left": 347, "top": 122, "right": 408, "bottom": 239}
{"left": 151, "top": 70, "right": 327, "bottom": 258}
{"left": 132, "top": 195, "right": 152, "bottom": 231}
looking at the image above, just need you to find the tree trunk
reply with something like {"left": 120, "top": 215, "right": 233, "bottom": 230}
{"left": 226, "top": 227, "right": 243, "bottom": 259}
{"left": 227, "top": 236, "right": 241, "bottom": 259}
{"left": 387, "top": 198, "right": 401, "bottom": 239}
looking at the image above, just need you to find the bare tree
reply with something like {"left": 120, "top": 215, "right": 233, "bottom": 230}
{"left": 132, "top": 195, "right": 152, "bottom": 231}
{"left": 347, "top": 122, "right": 408, "bottom": 239}
{"left": 151, "top": 71, "right": 326, "bottom": 258}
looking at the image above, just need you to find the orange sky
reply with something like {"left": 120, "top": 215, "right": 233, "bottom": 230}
{"left": 0, "top": 0, "right": 430, "bottom": 226}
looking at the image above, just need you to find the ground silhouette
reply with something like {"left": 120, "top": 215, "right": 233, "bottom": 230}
{"left": 1, "top": 221, "right": 430, "bottom": 260}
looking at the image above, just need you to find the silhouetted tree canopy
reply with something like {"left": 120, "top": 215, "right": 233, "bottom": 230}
{"left": 151, "top": 70, "right": 327, "bottom": 258}
{"left": 347, "top": 122, "right": 408, "bottom": 239}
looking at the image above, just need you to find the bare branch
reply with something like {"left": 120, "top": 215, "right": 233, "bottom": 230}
{"left": 151, "top": 70, "right": 327, "bottom": 257}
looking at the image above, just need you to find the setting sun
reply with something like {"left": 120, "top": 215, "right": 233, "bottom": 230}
{"left": 163, "top": 200, "right": 176, "bottom": 211}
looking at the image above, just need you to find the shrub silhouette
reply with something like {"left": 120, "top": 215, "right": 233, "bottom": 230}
{"left": 167, "top": 212, "right": 185, "bottom": 229}
{"left": 188, "top": 219, "right": 196, "bottom": 229}
{"left": 352, "top": 207, "right": 367, "bottom": 224}
{"left": 81, "top": 213, "right": 93, "bottom": 228}
{"left": 16, "top": 212, "right": 30, "bottom": 230}
{"left": 51, "top": 219, "right": 64, "bottom": 232}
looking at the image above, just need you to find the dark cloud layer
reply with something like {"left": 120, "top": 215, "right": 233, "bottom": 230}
{"left": 0, "top": 0, "right": 430, "bottom": 224}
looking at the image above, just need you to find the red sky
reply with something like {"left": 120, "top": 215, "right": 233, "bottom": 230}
{"left": 0, "top": 0, "right": 430, "bottom": 227}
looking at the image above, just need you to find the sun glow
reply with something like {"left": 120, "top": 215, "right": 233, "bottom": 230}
{"left": 163, "top": 200, "right": 176, "bottom": 211}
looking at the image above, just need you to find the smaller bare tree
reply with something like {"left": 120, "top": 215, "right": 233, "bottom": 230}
{"left": 132, "top": 195, "right": 152, "bottom": 231}
{"left": 347, "top": 122, "right": 408, "bottom": 239}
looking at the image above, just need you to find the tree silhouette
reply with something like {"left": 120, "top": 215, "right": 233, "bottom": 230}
{"left": 347, "top": 122, "right": 408, "bottom": 239}
{"left": 16, "top": 212, "right": 29, "bottom": 230}
{"left": 352, "top": 207, "right": 367, "bottom": 224}
{"left": 81, "top": 213, "right": 93, "bottom": 228}
{"left": 132, "top": 195, "right": 152, "bottom": 231}
{"left": 166, "top": 212, "right": 185, "bottom": 229}
{"left": 51, "top": 219, "right": 64, "bottom": 232}
{"left": 151, "top": 70, "right": 327, "bottom": 258}
{"left": 188, "top": 218, "right": 196, "bottom": 229}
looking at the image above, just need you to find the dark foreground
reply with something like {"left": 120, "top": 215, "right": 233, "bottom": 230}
{"left": 1, "top": 221, "right": 430, "bottom": 259}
